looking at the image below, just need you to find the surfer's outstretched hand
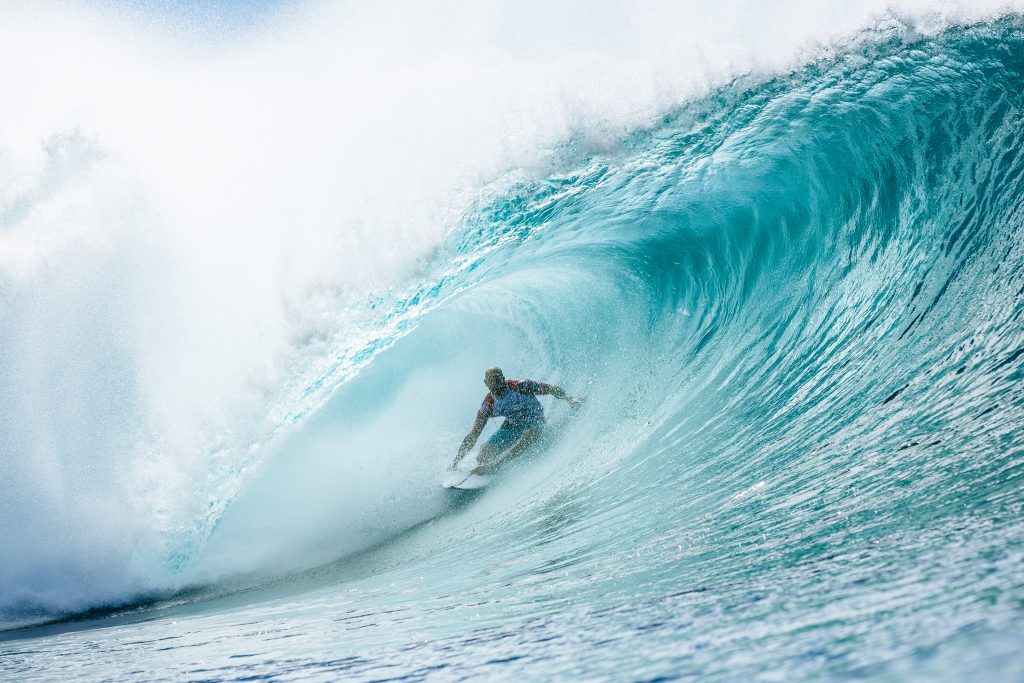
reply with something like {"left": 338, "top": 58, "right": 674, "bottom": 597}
{"left": 568, "top": 395, "right": 586, "bottom": 409}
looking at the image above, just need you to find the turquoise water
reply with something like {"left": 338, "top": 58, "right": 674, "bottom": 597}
{"left": 3, "top": 12, "right": 1024, "bottom": 682}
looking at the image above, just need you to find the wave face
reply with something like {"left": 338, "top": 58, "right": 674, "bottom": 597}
{"left": 3, "top": 5, "right": 1024, "bottom": 680}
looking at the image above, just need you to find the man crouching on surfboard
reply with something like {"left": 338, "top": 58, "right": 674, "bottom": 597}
{"left": 451, "top": 367, "right": 584, "bottom": 475}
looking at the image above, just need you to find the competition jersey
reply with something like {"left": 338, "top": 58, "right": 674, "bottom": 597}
{"left": 473, "top": 379, "right": 550, "bottom": 431}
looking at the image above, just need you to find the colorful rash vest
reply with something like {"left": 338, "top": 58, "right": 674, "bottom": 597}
{"left": 473, "top": 379, "right": 551, "bottom": 431}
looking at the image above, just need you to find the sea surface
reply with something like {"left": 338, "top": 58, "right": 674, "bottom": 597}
{"left": 2, "top": 3, "right": 1024, "bottom": 681}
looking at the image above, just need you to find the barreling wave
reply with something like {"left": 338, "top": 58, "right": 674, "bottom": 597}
{"left": 3, "top": 16, "right": 1024, "bottom": 677}
{"left": 187, "top": 14, "right": 1024, "bottom": 647}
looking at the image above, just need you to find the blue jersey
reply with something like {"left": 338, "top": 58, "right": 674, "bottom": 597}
{"left": 473, "top": 379, "right": 550, "bottom": 430}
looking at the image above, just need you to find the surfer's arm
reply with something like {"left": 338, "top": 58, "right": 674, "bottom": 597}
{"left": 452, "top": 402, "right": 490, "bottom": 467}
{"left": 517, "top": 379, "right": 585, "bottom": 407}
{"left": 453, "top": 426, "right": 483, "bottom": 467}
{"left": 550, "top": 386, "right": 586, "bottom": 407}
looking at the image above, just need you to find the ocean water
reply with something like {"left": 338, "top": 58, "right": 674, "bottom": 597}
{"left": 3, "top": 2, "right": 1024, "bottom": 680}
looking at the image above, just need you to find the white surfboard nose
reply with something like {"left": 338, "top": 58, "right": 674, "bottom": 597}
{"left": 442, "top": 469, "right": 493, "bottom": 490}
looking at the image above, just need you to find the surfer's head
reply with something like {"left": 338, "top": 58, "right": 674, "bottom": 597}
{"left": 484, "top": 367, "right": 506, "bottom": 393}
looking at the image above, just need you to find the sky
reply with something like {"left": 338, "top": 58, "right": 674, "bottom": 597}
{"left": 63, "top": 0, "right": 289, "bottom": 40}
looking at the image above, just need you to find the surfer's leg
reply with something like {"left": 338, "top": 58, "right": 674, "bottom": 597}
{"left": 501, "top": 428, "right": 537, "bottom": 463}
{"left": 474, "top": 420, "right": 542, "bottom": 474}
{"left": 476, "top": 443, "right": 502, "bottom": 470}
{"left": 474, "top": 426, "right": 522, "bottom": 474}
{"left": 477, "top": 428, "right": 538, "bottom": 474}
{"left": 478, "top": 426, "right": 518, "bottom": 464}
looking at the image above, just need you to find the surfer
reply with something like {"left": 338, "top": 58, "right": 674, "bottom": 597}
{"left": 451, "top": 367, "right": 584, "bottom": 475}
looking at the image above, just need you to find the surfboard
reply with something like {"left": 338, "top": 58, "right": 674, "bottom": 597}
{"left": 442, "top": 468, "right": 493, "bottom": 490}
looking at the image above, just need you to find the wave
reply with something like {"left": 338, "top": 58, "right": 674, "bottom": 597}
{"left": 2, "top": 3, "right": 1024, "bottom": 641}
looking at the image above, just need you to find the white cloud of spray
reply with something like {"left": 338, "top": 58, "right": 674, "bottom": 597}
{"left": 0, "top": 0, "right": 1021, "bottom": 624}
